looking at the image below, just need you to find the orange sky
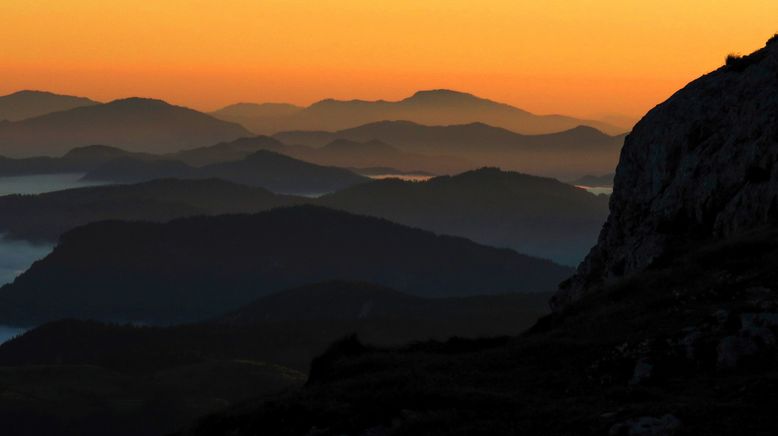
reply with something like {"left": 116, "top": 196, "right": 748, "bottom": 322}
{"left": 1, "top": 1, "right": 776, "bottom": 120}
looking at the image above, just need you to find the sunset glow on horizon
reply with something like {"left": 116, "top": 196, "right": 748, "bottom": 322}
{"left": 2, "top": 0, "right": 776, "bottom": 120}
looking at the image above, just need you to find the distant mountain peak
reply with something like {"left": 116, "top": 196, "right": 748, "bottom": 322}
{"left": 63, "top": 144, "right": 127, "bottom": 156}
{"left": 6, "top": 90, "right": 67, "bottom": 98}
{"left": 408, "top": 89, "right": 477, "bottom": 99}
{"left": 403, "top": 89, "right": 498, "bottom": 106}
{"left": 106, "top": 97, "right": 173, "bottom": 108}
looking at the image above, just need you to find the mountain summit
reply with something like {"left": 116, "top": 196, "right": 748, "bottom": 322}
{"left": 400, "top": 89, "right": 519, "bottom": 109}
{"left": 553, "top": 35, "right": 778, "bottom": 309}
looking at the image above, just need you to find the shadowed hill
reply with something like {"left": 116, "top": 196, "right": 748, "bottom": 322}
{"left": 0, "top": 168, "right": 608, "bottom": 266}
{"left": 0, "top": 90, "right": 98, "bottom": 122}
{"left": 212, "top": 89, "right": 622, "bottom": 135}
{"left": 0, "top": 282, "right": 552, "bottom": 372}
{"left": 0, "top": 145, "right": 156, "bottom": 177}
{"left": 0, "top": 206, "right": 571, "bottom": 326}
{"left": 210, "top": 102, "right": 304, "bottom": 134}
{"left": 198, "top": 150, "right": 367, "bottom": 194}
{"left": 182, "top": 223, "right": 778, "bottom": 436}
{"left": 171, "top": 136, "right": 287, "bottom": 166}
{"left": 276, "top": 121, "right": 626, "bottom": 178}
{"left": 168, "top": 136, "right": 473, "bottom": 174}
{"left": 83, "top": 149, "right": 369, "bottom": 195}
{"left": 319, "top": 168, "right": 609, "bottom": 265}
{"left": 296, "top": 139, "right": 473, "bottom": 174}
{"left": 0, "top": 178, "right": 303, "bottom": 242}
{"left": 569, "top": 173, "right": 615, "bottom": 187}
{"left": 0, "top": 98, "right": 251, "bottom": 157}
{"left": 0, "top": 281, "right": 552, "bottom": 436}
{"left": 217, "top": 281, "right": 551, "bottom": 327}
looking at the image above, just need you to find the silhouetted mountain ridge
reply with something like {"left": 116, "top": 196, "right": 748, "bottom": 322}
{"left": 0, "top": 178, "right": 303, "bottom": 242}
{"left": 0, "top": 97, "right": 251, "bottom": 157}
{"left": 0, "top": 90, "right": 98, "bottom": 122}
{"left": 83, "top": 149, "right": 368, "bottom": 195}
{"left": 0, "top": 206, "right": 571, "bottom": 326}
{"left": 319, "top": 167, "right": 609, "bottom": 265}
{"left": 276, "top": 120, "right": 625, "bottom": 178}
{"left": 212, "top": 89, "right": 622, "bottom": 135}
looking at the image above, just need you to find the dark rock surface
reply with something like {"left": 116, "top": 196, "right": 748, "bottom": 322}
{"left": 554, "top": 36, "right": 778, "bottom": 309}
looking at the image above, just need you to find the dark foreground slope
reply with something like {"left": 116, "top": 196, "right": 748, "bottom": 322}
{"left": 182, "top": 225, "right": 778, "bottom": 436}
{"left": 319, "top": 167, "right": 609, "bottom": 265}
{"left": 0, "top": 206, "right": 570, "bottom": 326}
{"left": 0, "top": 282, "right": 552, "bottom": 371}
{"left": 0, "top": 282, "right": 552, "bottom": 436}
{"left": 0, "top": 178, "right": 304, "bottom": 242}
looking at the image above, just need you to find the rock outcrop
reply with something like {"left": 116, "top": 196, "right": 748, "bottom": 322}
{"left": 553, "top": 35, "right": 778, "bottom": 310}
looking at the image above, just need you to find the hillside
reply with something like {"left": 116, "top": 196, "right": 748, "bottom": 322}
{"left": 293, "top": 139, "right": 473, "bottom": 174}
{"left": 0, "top": 282, "right": 552, "bottom": 371}
{"left": 210, "top": 102, "right": 304, "bottom": 134}
{"left": 199, "top": 150, "right": 367, "bottom": 195}
{"left": 171, "top": 136, "right": 287, "bottom": 166}
{"left": 0, "top": 90, "right": 98, "bottom": 122}
{"left": 83, "top": 150, "right": 369, "bottom": 195}
{"left": 172, "top": 136, "right": 472, "bottom": 174}
{"left": 0, "top": 206, "right": 571, "bottom": 326}
{"left": 0, "top": 98, "right": 251, "bottom": 157}
{"left": 184, "top": 224, "right": 778, "bottom": 436}
{"left": 569, "top": 173, "right": 615, "bottom": 187}
{"left": 276, "top": 121, "right": 626, "bottom": 178}
{"left": 319, "top": 168, "right": 609, "bottom": 265}
{"left": 0, "top": 145, "right": 155, "bottom": 177}
{"left": 0, "top": 281, "right": 552, "bottom": 436}
{"left": 0, "top": 178, "right": 303, "bottom": 242}
{"left": 212, "top": 89, "right": 622, "bottom": 135}
{"left": 217, "top": 281, "right": 550, "bottom": 327}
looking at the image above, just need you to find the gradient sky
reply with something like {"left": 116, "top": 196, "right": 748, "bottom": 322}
{"left": 2, "top": 0, "right": 776, "bottom": 120}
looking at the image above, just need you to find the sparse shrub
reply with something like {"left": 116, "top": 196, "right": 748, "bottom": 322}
{"left": 726, "top": 50, "right": 767, "bottom": 72}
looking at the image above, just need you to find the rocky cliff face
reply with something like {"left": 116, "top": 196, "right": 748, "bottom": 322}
{"left": 552, "top": 35, "right": 778, "bottom": 310}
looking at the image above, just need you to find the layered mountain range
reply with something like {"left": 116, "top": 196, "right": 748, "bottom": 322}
{"left": 212, "top": 89, "right": 625, "bottom": 135}
{"left": 276, "top": 121, "right": 625, "bottom": 178}
{"left": 0, "top": 168, "right": 607, "bottom": 265}
{"left": 0, "top": 206, "right": 571, "bottom": 326}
